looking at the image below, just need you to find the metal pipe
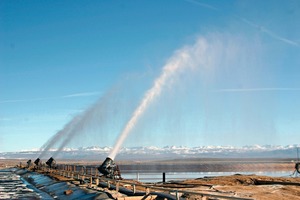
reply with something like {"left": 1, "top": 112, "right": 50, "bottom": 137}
{"left": 46, "top": 157, "right": 56, "bottom": 168}
{"left": 98, "top": 157, "right": 121, "bottom": 179}
{"left": 34, "top": 158, "right": 40, "bottom": 166}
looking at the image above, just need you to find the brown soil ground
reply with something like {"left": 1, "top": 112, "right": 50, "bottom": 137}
{"left": 157, "top": 174, "right": 300, "bottom": 199}
{"left": 44, "top": 168, "right": 300, "bottom": 199}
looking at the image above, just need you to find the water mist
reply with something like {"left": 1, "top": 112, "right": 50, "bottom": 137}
{"left": 39, "top": 87, "right": 119, "bottom": 158}
{"left": 108, "top": 37, "right": 212, "bottom": 160}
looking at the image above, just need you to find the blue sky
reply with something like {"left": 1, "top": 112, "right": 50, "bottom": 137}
{"left": 1, "top": 0, "right": 300, "bottom": 152}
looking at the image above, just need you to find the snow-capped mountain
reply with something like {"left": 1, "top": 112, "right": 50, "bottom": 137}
{"left": 1, "top": 144, "right": 299, "bottom": 160}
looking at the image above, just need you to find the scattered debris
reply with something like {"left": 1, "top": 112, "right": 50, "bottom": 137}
{"left": 64, "top": 189, "right": 73, "bottom": 195}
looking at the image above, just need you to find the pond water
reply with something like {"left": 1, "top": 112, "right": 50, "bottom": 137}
{"left": 0, "top": 168, "right": 110, "bottom": 200}
{"left": 122, "top": 171, "right": 294, "bottom": 183}
{"left": 0, "top": 168, "right": 50, "bottom": 199}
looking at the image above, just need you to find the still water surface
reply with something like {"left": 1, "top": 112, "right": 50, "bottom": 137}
{"left": 122, "top": 171, "right": 294, "bottom": 183}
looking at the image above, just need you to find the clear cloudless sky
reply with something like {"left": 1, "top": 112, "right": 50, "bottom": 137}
{"left": 1, "top": 0, "right": 300, "bottom": 152}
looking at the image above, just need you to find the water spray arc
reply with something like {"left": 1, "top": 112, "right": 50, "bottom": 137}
{"left": 108, "top": 37, "right": 209, "bottom": 160}
{"left": 38, "top": 87, "right": 118, "bottom": 159}
{"left": 39, "top": 117, "right": 80, "bottom": 159}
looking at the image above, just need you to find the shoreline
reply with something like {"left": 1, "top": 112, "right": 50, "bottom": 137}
{"left": 1, "top": 158, "right": 296, "bottom": 172}
{"left": 1, "top": 161, "right": 300, "bottom": 199}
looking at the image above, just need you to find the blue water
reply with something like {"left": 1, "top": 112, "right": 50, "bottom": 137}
{"left": 0, "top": 168, "right": 44, "bottom": 199}
{"left": 0, "top": 168, "right": 111, "bottom": 199}
{"left": 122, "top": 171, "right": 293, "bottom": 183}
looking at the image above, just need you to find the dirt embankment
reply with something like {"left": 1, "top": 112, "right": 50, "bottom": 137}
{"left": 158, "top": 174, "right": 300, "bottom": 200}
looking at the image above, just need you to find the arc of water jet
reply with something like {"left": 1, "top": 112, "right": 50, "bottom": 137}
{"left": 39, "top": 115, "right": 81, "bottom": 158}
{"left": 41, "top": 86, "right": 119, "bottom": 158}
{"left": 109, "top": 38, "right": 207, "bottom": 160}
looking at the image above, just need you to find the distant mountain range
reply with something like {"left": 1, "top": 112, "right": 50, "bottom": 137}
{"left": 1, "top": 145, "right": 299, "bottom": 160}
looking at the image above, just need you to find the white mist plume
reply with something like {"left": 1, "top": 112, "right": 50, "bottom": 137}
{"left": 39, "top": 115, "right": 82, "bottom": 158}
{"left": 109, "top": 37, "right": 212, "bottom": 159}
{"left": 39, "top": 87, "right": 118, "bottom": 158}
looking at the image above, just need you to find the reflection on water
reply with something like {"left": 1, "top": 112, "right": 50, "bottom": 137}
{"left": 0, "top": 168, "right": 109, "bottom": 199}
{"left": 122, "top": 171, "right": 293, "bottom": 183}
{"left": 0, "top": 168, "right": 42, "bottom": 199}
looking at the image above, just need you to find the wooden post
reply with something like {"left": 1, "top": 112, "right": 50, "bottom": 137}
{"left": 133, "top": 185, "right": 136, "bottom": 194}
{"left": 146, "top": 187, "right": 150, "bottom": 195}
{"left": 175, "top": 190, "right": 179, "bottom": 200}
{"left": 163, "top": 172, "right": 166, "bottom": 183}
{"left": 116, "top": 182, "right": 119, "bottom": 192}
